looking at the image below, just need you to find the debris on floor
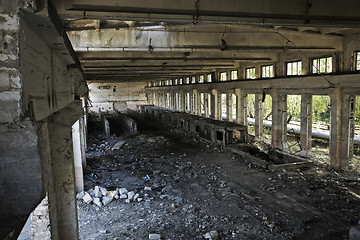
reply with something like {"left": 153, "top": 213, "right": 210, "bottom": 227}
{"left": 78, "top": 123, "right": 360, "bottom": 240}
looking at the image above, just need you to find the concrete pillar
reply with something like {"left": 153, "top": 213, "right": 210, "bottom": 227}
{"left": 193, "top": 90, "right": 199, "bottom": 115}
{"left": 299, "top": 94, "right": 312, "bottom": 157}
{"left": 211, "top": 89, "right": 219, "bottom": 120}
{"left": 72, "top": 119, "right": 84, "bottom": 193}
{"left": 227, "top": 92, "right": 233, "bottom": 121}
{"left": 154, "top": 91, "right": 159, "bottom": 106}
{"left": 349, "top": 96, "right": 356, "bottom": 159}
{"left": 271, "top": 90, "right": 287, "bottom": 149}
{"left": 329, "top": 88, "right": 352, "bottom": 169}
{"left": 171, "top": 91, "right": 175, "bottom": 109}
{"left": 234, "top": 89, "right": 247, "bottom": 125}
{"left": 254, "top": 93, "right": 263, "bottom": 139}
{"left": 204, "top": 93, "right": 210, "bottom": 118}
{"left": 180, "top": 90, "right": 185, "bottom": 112}
{"left": 47, "top": 101, "right": 82, "bottom": 240}
{"left": 189, "top": 91, "right": 194, "bottom": 114}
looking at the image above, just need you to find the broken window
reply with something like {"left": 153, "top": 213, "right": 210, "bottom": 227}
{"left": 221, "top": 94, "right": 227, "bottom": 120}
{"left": 174, "top": 79, "right": 178, "bottom": 85}
{"left": 185, "top": 77, "right": 190, "bottom": 84}
{"left": 179, "top": 78, "right": 183, "bottom": 85}
{"left": 312, "top": 56, "right": 332, "bottom": 74}
{"left": 200, "top": 93, "right": 205, "bottom": 115}
{"left": 261, "top": 65, "right": 274, "bottom": 78}
{"left": 191, "top": 76, "right": 196, "bottom": 84}
{"left": 355, "top": 52, "right": 360, "bottom": 70}
{"left": 287, "top": 61, "right": 302, "bottom": 76}
{"left": 230, "top": 70, "right": 238, "bottom": 80}
{"left": 169, "top": 79, "right": 173, "bottom": 85}
{"left": 246, "top": 67, "right": 256, "bottom": 79}
{"left": 207, "top": 93, "right": 212, "bottom": 116}
{"left": 199, "top": 75, "right": 205, "bottom": 83}
{"left": 207, "top": 74, "right": 212, "bottom": 83}
{"left": 186, "top": 92, "right": 191, "bottom": 112}
{"left": 220, "top": 72, "right": 227, "bottom": 81}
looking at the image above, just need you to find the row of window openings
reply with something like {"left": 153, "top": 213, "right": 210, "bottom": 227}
{"left": 153, "top": 56, "right": 337, "bottom": 87}
{"left": 157, "top": 93, "right": 239, "bottom": 120}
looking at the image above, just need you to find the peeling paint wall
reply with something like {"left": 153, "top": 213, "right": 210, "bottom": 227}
{"left": 88, "top": 81, "right": 147, "bottom": 113}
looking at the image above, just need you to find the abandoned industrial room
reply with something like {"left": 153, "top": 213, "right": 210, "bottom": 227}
{"left": 4, "top": 0, "right": 360, "bottom": 239}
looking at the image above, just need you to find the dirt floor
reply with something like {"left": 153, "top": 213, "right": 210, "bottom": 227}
{"left": 78, "top": 122, "right": 360, "bottom": 240}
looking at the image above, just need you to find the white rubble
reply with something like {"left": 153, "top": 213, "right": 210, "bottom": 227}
{"left": 149, "top": 233, "right": 161, "bottom": 240}
{"left": 82, "top": 192, "right": 93, "bottom": 204}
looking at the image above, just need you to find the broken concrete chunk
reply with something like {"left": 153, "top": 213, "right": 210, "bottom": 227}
{"left": 159, "top": 194, "right": 168, "bottom": 199}
{"left": 133, "top": 193, "right": 140, "bottom": 201}
{"left": 102, "top": 196, "right": 113, "bottom": 206}
{"left": 99, "top": 186, "right": 108, "bottom": 196}
{"left": 76, "top": 191, "right": 85, "bottom": 199}
{"left": 144, "top": 187, "right": 152, "bottom": 191}
{"left": 106, "top": 190, "right": 118, "bottom": 198}
{"left": 120, "top": 194, "right": 127, "bottom": 199}
{"left": 127, "top": 191, "right": 135, "bottom": 200}
{"left": 137, "top": 198, "right": 143, "bottom": 202}
{"left": 94, "top": 186, "right": 102, "bottom": 198}
{"left": 82, "top": 192, "right": 93, "bottom": 204}
{"left": 125, "top": 199, "right": 131, "bottom": 204}
{"left": 119, "top": 188, "right": 128, "bottom": 195}
{"left": 149, "top": 233, "right": 161, "bottom": 240}
{"left": 204, "top": 231, "right": 218, "bottom": 240}
{"left": 93, "top": 197, "right": 102, "bottom": 207}
{"left": 111, "top": 140, "right": 125, "bottom": 150}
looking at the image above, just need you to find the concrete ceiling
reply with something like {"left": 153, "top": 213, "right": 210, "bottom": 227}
{"left": 52, "top": 0, "right": 360, "bottom": 82}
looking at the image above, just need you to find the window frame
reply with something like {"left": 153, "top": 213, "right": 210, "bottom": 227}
{"left": 220, "top": 72, "right": 227, "bottom": 81}
{"left": 245, "top": 67, "right": 256, "bottom": 79}
{"left": 286, "top": 60, "right": 302, "bottom": 76}
{"left": 230, "top": 70, "right": 238, "bottom": 80}
{"left": 354, "top": 51, "right": 360, "bottom": 71}
{"left": 311, "top": 56, "right": 332, "bottom": 74}
{"left": 261, "top": 64, "right": 274, "bottom": 78}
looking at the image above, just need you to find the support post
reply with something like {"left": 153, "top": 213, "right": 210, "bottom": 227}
{"left": 254, "top": 93, "right": 263, "bottom": 139}
{"left": 300, "top": 94, "right": 312, "bottom": 157}
{"left": 271, "top": 90, "right": 287, "bottom": 149}
{"left": 47, "top": 101, "right": 82, "bottom": 240}
{"left": 193, "top": 90, "right": 199, "bottom": 115}
{"left": 211, "top": 89, "right": 219, "bottom": 120}
{"left": 330, "top": 88, "right": 351, "bottom": 169}
{"left": 234, "top": 89, "right": 247, "bottom": 125}
{"left": 179, "top": 90, "right": 185, "bottom": 112}
{"left": 204, "top": 93, "right": 210, "bottom": 118}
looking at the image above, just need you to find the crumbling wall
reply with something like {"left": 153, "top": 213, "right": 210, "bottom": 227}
{"left": 0, "top": 0, "right": 43, "bottom": 219}
{"left": 88, "top": 81, "right": 147, "bottom": 114}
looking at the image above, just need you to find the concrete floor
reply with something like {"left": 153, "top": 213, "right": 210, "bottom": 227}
{"left": 76, "top": 122, "right": 360, "bottom": 239}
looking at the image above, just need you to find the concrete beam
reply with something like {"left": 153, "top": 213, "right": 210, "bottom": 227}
{"left": 57, "top": 0, "right": 360, "bottom": 27}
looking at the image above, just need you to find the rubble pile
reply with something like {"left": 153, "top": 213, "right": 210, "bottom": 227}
{"left": 77, "top": 126, "right": 360, "bottom": 240}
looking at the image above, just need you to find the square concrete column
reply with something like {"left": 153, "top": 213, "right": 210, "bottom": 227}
{"left": 179, "top": 90, "right": 185, "bottom": 112}
{"left": 234, "top": 89, "right": 247, "bottom": 125}
{"left": 349, "top": 96, "right": 356, "bottom": 159}
{"left": 254, "top": 93, "right": 263, "bottom": 139}
{"left": 171, "top": 91, "right": 176, "bottom": 109}
{"left": 47, "top": 101, "right": 82, "bottom": 240}
{"left": 72, "top": 119, "right": 84, "bottom": 193}
{"left": 189, "top": 92, "right": 194, "bottom": 114}
{"left": 204, "top": 93, "right": 210, "bottom": 118}
{"left": 154, "top": 91, "right": 159, "bottom": 106}
{"left": 271, "top": 90, "right": 287, "bottom": 149}
{"left": 299, "top": 94, "right": 312, "bottom": 157}
{"left": 329, "top": 88, "right": 352, "bottom": 169}
{"left": 211, "top": 89, "right": 219, "bottom": 120}
{"left": 226, "top": 92, "right": 233, "bottom": 121}
{"left": 193, "top": 90, "right": 199, "bottom": 115}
